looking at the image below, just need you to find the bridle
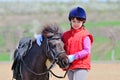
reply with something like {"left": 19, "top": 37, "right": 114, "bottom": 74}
{"left": 45, "top": 37, "right": 70, "bottom": 78}
{"left": 19, "top": 36, "right": 69, "bottom": 80}
{"left": 45, "top": 37, "right": 65, "bottom": 61}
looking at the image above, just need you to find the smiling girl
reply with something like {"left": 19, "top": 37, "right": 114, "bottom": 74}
{"left": 62, "top": 6, "right": 94, "bottom": 80}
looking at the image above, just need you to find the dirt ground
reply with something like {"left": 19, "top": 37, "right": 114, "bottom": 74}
{"left": 0, "top": 62, "right": 120, "bottom": 80}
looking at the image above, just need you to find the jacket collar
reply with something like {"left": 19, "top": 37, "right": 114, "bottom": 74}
{"left": 70, "top": 27, "right": 84, "bottom": 34}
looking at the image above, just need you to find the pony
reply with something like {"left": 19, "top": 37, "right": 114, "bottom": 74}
{"left": 11, "top": 24, "right": 69, "bottom": 80}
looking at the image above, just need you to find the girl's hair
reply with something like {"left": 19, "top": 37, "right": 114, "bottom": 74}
{"left": 70, "top": 17, "right": 86, "bottom": 23}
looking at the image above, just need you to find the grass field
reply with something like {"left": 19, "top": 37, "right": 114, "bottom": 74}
{"left": 0, "top": 20, "right": 120, "bottom": 61}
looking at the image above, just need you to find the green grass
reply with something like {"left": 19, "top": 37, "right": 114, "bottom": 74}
{"left": 0, "top": 53, "right": 10, "bottom": 61}
{"left": 114, "top": 41, "right": 120, "bottom": 60}
{"left": 61, "top": 22, "right": 70, "bottom": 31}
{"left": 0, "top": 34, "right": 5, "bottom": 46}
{"left": 61, "top": 20, "right": 120, "bottom": 30}
{"left": 92, "top": 36, "right": 110, "bottom": 60}
{"left": 0, "top": 20, "right": 120, "bottom": 61}
{"left": 85, "top": 20, "right": 120, "bottom": 28}
{"left": 104, "top": 41, "right": 120, "bottom": 61}
{"left": 91, "top": 36, "right": 120, "bottom": 61}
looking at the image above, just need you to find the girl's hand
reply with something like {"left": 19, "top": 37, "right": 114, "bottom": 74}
{"left": 68, "top": 55, "right": 76, "bottom": 63}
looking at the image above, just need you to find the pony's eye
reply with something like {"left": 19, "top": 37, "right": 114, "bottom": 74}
{"left": 47, "top": 36, "right": 53, "bottom": 39}
{"left": 49, "top": 42, "right": 55, "bottom": 48}
{"left": 50, "top": 43, "right": 56, "bottom": 48}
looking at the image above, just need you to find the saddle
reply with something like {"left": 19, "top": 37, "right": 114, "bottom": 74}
{"left": 11, "top": 37, "right": 35, "bottom": 79}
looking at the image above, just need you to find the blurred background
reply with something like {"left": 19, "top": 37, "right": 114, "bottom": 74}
{"left": 0, "top": 0, "right": 120, "bottom": 80}
{"left": 0, "top": 0, "right": 120, "bottom": 62}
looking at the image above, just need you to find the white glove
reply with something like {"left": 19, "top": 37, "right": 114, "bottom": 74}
{"left": 68, "top": 55, "right": 76, "bottom": 63}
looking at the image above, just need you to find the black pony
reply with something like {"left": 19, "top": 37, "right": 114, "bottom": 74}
{"left": 11, "top": 24, "right": 69, "bottom": 80}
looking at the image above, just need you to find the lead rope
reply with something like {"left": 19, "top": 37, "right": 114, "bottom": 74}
{"left": 49, "top": 64, "right": 70, "bottom": 78}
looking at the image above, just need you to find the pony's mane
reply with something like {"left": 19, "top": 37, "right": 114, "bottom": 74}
{"left": 41, "top": 24, "right": 62, "bottom": 37}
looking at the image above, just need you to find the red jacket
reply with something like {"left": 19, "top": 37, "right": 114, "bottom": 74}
{"left": 62, "top": 27, "right": 93, "bottom": 70}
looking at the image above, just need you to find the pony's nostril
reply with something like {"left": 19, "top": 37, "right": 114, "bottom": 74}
{"left": 55, "top": 58, "right": 59, "bottom": 62}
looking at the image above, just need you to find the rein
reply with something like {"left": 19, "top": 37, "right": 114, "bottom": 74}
{"left": 20, "top": 37, "right": 69, "bottom": 79}
{"left": 20, "top": 56, "right": 56, "bottom": 76}
{"left": 21, "top": 55, "right": 70, "bottom": 78}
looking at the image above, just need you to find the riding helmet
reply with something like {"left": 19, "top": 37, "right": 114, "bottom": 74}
{"left": 68, "top": 6, "right": 86, "bottom": 21}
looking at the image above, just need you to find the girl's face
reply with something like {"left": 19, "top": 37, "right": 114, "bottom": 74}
{"left": 70, "top": 18, "right": 83, "bottom": 30}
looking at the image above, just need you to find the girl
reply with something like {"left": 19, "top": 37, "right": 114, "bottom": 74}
{"left": 62, "top": 6, "right": 94, "bottom": 80}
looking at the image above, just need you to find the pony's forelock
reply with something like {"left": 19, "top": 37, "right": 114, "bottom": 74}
{"left": 42, "top": 24, "right": 62, "bottom": 38}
